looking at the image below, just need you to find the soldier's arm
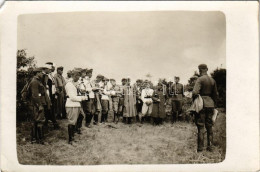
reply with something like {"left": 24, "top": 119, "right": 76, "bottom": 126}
{"left": 192, "top": 78, "right": 201, "bottom": 96}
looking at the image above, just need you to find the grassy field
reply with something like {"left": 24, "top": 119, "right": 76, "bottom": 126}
{"left": 17, "top": 108, "right": 226, "bottom": 165}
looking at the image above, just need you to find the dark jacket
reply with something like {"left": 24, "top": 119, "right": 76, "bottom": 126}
{"left": 29, "top": 76, "right": 47, "bottom": 106}
{"left": 192, "top": 74, "right": 218, "bottom": 107}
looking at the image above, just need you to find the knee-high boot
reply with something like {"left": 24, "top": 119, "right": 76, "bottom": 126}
{"left": 206, "top": 127, "right": 213, "bottom": 151}
{"left": 68, "top": 124, "right": 73, "bottom": 144}
{"left": 31, "top": 122, "right": 38, "bottom": 144}
{"left": 37, "top": 124, "right": 44, "bottom": 145}
{"left": 197, "top": 127, "right": 205, "bottom": 152}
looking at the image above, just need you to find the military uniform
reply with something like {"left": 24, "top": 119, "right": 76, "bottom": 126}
{"left": 28, "top": 69, "right": 46, "bottom": 144}
{"left": 168, "top": 81, "right": 184, "bottom": 123}
{"left": 192, "top": 64, "right": 218, "bottom": 152}
{"left": 54, "top": 67, "right": 66, "bottom": 119}
{"left": 110, "top": 84, "right": 123, "bottom": 123}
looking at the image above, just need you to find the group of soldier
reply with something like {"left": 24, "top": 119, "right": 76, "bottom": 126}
{"left": 25, "top": 62, "right": 218, "bottom": 152}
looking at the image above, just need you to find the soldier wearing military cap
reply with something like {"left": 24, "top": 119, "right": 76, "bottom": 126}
{"left": 192, "top": 64, "right": 218, "bottom": 152}
{"left": 167, "top": 76, "right": 184, "bottom": 123}
{"left": 54, "top": 66, "right": 66, "bottom": 119}
{"left": 27, "top": 68, "right": 48, "bottom": 144}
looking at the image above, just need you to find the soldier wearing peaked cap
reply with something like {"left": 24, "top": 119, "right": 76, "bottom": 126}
{"left": 167, "top": 76, "right": 184, "bottom": 123}
{"left": 192, "top": 64, "right": 218, "bottom": 152}
{"left": 27, "top": 68, "right": 48, "bottom": 144}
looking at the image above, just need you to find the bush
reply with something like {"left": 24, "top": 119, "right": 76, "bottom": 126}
{"left": 211, "top": 68, "right": 226, "bottom": 108}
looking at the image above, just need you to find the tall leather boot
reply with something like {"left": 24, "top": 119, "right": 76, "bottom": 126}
{"left": 197, "top": 127, "right": 204, "bottom": 152}
{"left": 37, "top": 124, "right": 44, "bottom": 145}
{"left": 68, "top": 125, "right": 73, "bottom": 144}
{"left": 31, "top": 122, "right": 37, "bottom": 144}
{"left": 76, "top": 114, "right": 84, "bottom": 134}
{"left": 93, "top": 112, "right": 99, "bottom": 125}
{"left": 123, "top": 117, "right": 126, "bottom": 124}
{"left": 206, "top": 127, "right": 213, "bottom": 152}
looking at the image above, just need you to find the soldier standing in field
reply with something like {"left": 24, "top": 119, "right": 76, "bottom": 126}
{"left": 168, "top": 76, "right": 184, "bottom": 123}
{"left": 65, "top": 69, "right": 88, "bottom": 144}
{"left": 28, "top": 68, "right": 47, "bottom": 144}
{"left": 109, "top": 79, "right": 123, "bottom": 123}
{"left": 192, "top": 64, "right": 218, "bottom": 152}
{"left": 135, "top": 79, "right": 143, "bottom": 122}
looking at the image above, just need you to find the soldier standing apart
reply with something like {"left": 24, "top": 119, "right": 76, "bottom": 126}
{"left": 168, "top": 76, "right": 184, "bottom": 123}
{"left": 192, "top": 64, "right": 218, "bottom": 152}
{"left": 28, "top": 68, "right": 47, "bottom": 144}
{"left": 140, "top": 80, "right": 154, "bottom": 123}
{"left": 54, "top": 66, "right": 66, "bottom": 119}
{"left": 110, "top": 79, "right": 123, "bottom": 123}
{"left": 65, "top": 70, "right": 88, "bottom": 144}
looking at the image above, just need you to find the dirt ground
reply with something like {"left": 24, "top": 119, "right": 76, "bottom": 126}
{"left": 17, "top": 108, "right": 226, "bottom": 165}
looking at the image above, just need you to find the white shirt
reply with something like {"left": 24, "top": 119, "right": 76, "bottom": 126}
{"left": 141, "top": 88, "right": 154, "bottom": 103}
{"left": 101, "top": 84, "right": 110, "bottom": 100}
{"left": 65, "top": 81, "right": 87, "bottom": 107}
{"left": 48, "top": 72, "right": 57, "bottom": 94}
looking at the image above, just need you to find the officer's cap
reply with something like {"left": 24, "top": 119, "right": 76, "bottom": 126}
{"left": 121, "top": 78, "right": 126, "bottom": 82}
{"left": 110, "top": 78, "right": 115, "bottom": 82}
{"left": 33, "top": 68, "right": 42, "bottom": 73}
{"left": 175, "top": 76, "right": 180, "bottom": 79}
{"left": 96, "top": 74, "right": 104, "bottom": 80}
{"left": 198, "top": 64, "right": 208, "bottom": 70}
{"left": 136, "top": 79, "right": 143, "bottom": 83}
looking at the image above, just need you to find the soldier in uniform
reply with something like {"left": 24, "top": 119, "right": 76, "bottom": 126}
{"left": 135, "top": 79, "right": 143, "bottom": 122}
{"left": 192, "top": 64, "right": 218, "bottom": 152}
{"left": 110, "top": 79, "right": 123, "bottom": 123}
{"left": 92, "top": 74, "right": 104, "bottom": 125}
{"left": 41, "top": 65, "right": 56, "bottom": 129}
{"left": 28, "top": 68, "right": 47, "bottom": 144}
{"left": 120, "top": 78, "right": 127, "bottom": 123}
{"left": 54, "top": 66, "right": 66, "bottom": 119}
{"left": 168, "top": 76, "right": 184, "bottom": 123}
{"left": 45, "top": 62, "right": 60, "bottom": 129}
{"left": 65, "top": 69, "right": 88, "bottom": 144}
{"left": 100, "top": 77, "right": 111, "bottom": 123}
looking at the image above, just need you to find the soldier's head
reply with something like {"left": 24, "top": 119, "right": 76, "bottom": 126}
{"left": 198, "top": 64, "right": 208, "bottom": 75}
{"left": 126, "top": 77, "right": 131, "bottom": 86}
{"left": 57, "top": 66, "right": 63, "bottom": 75}
{"left": 96, "top": 74, "right": 104, "bottom": 82}
{"left": 72, "top": 70, "right": 81, "bottom": 82}
{"left": 80, "top": 69, "right": 87, "bottom": 78}
{"left": 67, "top": 70, "right": 72, "bottom": 78}
{"left": 110, "top": 79, "right": 116, "bottom": 86}
{"left": 86, "top": 68, "right": 93, "bottom": 78}
{"left": 46, "top": 62, "right": 55, "bottom": 73}
{"left": 121, "top": 78, "right": 126, "bottom": 85}
{"left": 42, "top": 64, "right": 51, "bottom": 74}
{"left": 144, "top": 80, "right": 150, "bottom": 89}
{"left": 34, "top": 68, "right": 43, "bottom": 78}
{"left": 136, "top": 79, "right": 143, "bottom": 87}
{"left": 174, "top": 76, "right": 180, "bottom": 83}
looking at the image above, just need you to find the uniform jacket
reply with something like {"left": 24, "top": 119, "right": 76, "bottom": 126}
{"left": 167, "top": 83, "right": 184, "bottom": 100}
{"left": 54, "top": 73, "right": 66, "bottom": 96}
{"left": 29, "top": 76, "right": 47, "bottom": 106}
{"left": 141, "top": 88, "right": 154, "bottom": 103}
{"left": 65, "top": 81, "right": 86, "bottom": 107}
{"left": 192, "top": 74, "right": 218, "bottom": 108}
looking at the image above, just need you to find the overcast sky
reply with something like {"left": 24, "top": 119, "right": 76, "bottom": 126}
{"left": 18, "top": 11, "right": 225, "bottom": 84}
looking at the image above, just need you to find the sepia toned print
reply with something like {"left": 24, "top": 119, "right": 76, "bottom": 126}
{"left": 16, "top": 11, "right": 226, "bottom": 165}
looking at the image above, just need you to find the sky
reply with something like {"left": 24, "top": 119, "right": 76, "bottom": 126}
{"left": 18, "top": 11, "right": 226, "bottom": 84}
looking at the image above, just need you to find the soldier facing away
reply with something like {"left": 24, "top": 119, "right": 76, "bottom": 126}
{"left": 192, "top": 64, "right": 218, "bottom": 152}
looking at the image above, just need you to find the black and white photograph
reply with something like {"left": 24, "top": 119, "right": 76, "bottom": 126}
{"left": 0, "top": 1, "right": 259, "bottom": 172}
{"left": 16, "top": 11, "right": 226, "bottom": 165}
